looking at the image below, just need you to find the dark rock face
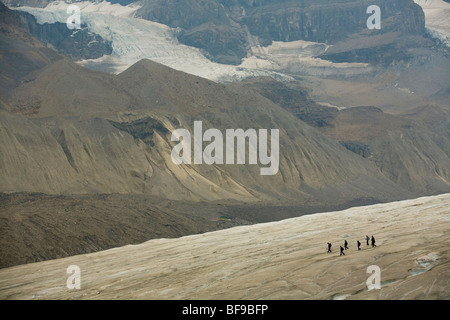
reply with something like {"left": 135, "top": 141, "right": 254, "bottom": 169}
{"left": 109, "top": 117, "right": 169, "bottom": 147}
{"left": 340, "top": 141, "right": 371, "bottom": 158}
{"left": 177, "top": 21, "right": 249, "bottom": 65}
{"left": 135, "top": 0, "right": 250, "bottom": 65}
{"left": 18, "top": 10, "right": 112, "bottom": 60}
{"left": 238, "top": 78, "right": 339, "bottom": 128}
{"left": 135, "top": 0, "right": 426, "bottom": 64}
{"left": 4, "top": 0, "right": 428, "bottom": 65}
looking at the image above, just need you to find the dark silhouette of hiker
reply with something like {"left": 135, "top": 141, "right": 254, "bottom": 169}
{"left": 327, "top": 242, "right": 332, "bottom": 253}
{"left": 357, "top": 240, "right": 361, "bottom": 251}
{"left": 340, "top": 246, "right": 345, "bottom": 256}
{"left": 371, "top": 235, "right": 376, "bottom": 247}
{"left": 366, "top": 235, "right": 370, "bottom": 245}
{"left": 344, "top": 240, "right": 349, "bottom": 250}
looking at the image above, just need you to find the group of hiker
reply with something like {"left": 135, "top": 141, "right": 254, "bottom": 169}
{"left": 327, "top": 235, "right": 376, "bottom": 256}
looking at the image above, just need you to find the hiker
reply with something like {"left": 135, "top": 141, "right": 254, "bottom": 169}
{"left": 344, "top": 240, "right": 349, "bottom": 250}
{"left": 327, "top": 242, "right": 332, "bottom": 253}
{"left": 366, "top": 235, "right": 370, "bottom": 246}
{"left": 340, "top": 246, "right": 345, "bottom": 256}
{"left": 357, "top": 240, "right": 361, "bottom": 251}
{"left": 371, "top": 235, "right": 376, "bottom": 247}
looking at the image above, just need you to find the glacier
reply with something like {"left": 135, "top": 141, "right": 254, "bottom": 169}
{"left": 414, "top": 0, "right": 450, "bottom": 47}
{"left": 12, "top": 1, "right": 372, "bottom": 83}
{"left": 13, "top": 1, "right": 293, "bottom": 82}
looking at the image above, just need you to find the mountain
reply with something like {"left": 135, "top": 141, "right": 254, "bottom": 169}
{"left": 1, "top": 0, "right": 449, "bottom": 276}
{"left": 2, "top": 57, "right": 413, "bottom": 203}
{"left": 132, "top": 0, "right": 427, "bottom": 65}
{"left": 2, "top": 0, "right": 429, "bottom": 65}
{"left": 1, "top": 40, "right": 424, "bottom": 268}
{"left": 7, "top": 0, "right": 448, "bottom": 112}
{"left": 239, "top": 78, "right": 450, "bottom": 195}
{"left": 321, "top": 106, "right": 450, "bottom": 195}
{"left": 0, "top": 3, "right": 416, "bottom": 201}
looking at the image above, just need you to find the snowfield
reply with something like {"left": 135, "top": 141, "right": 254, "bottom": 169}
{"left": 0, "top": 193, "right": 448, "bottom": 300}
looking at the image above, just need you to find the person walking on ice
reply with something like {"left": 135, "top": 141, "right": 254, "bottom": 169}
{"left": 344, "top": 240, "right": 349, "bottom": 250}
{"left": 371, "top": 235, "right": 376, "bottom": 247}
{"left": 327, "top": 242, "right": 332, "bottom": 253}
{"left": 357, "top": 240, "right": 361, "bottom": 251}
{"left": 340, "top": 246, "right": 345, "bottom": 256}
{"left": 366, "top": 235, "right": 370, "bottom": 246}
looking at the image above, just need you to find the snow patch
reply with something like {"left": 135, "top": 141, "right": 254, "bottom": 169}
{"left": 242, "top": 40, "right": 371, "bottom": 77}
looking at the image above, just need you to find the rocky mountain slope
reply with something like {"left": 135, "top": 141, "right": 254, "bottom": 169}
{"left": 240, "top": 78, "right": 450, "bottom": 195}
{"left": 0, "top": 1, "right": 61, "bottom": 100}
{"left": 321, "top": 106, "right": 450, "bottom": 194}
{"left": 1, "top": 57, "right": 412, "bottom": 203}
